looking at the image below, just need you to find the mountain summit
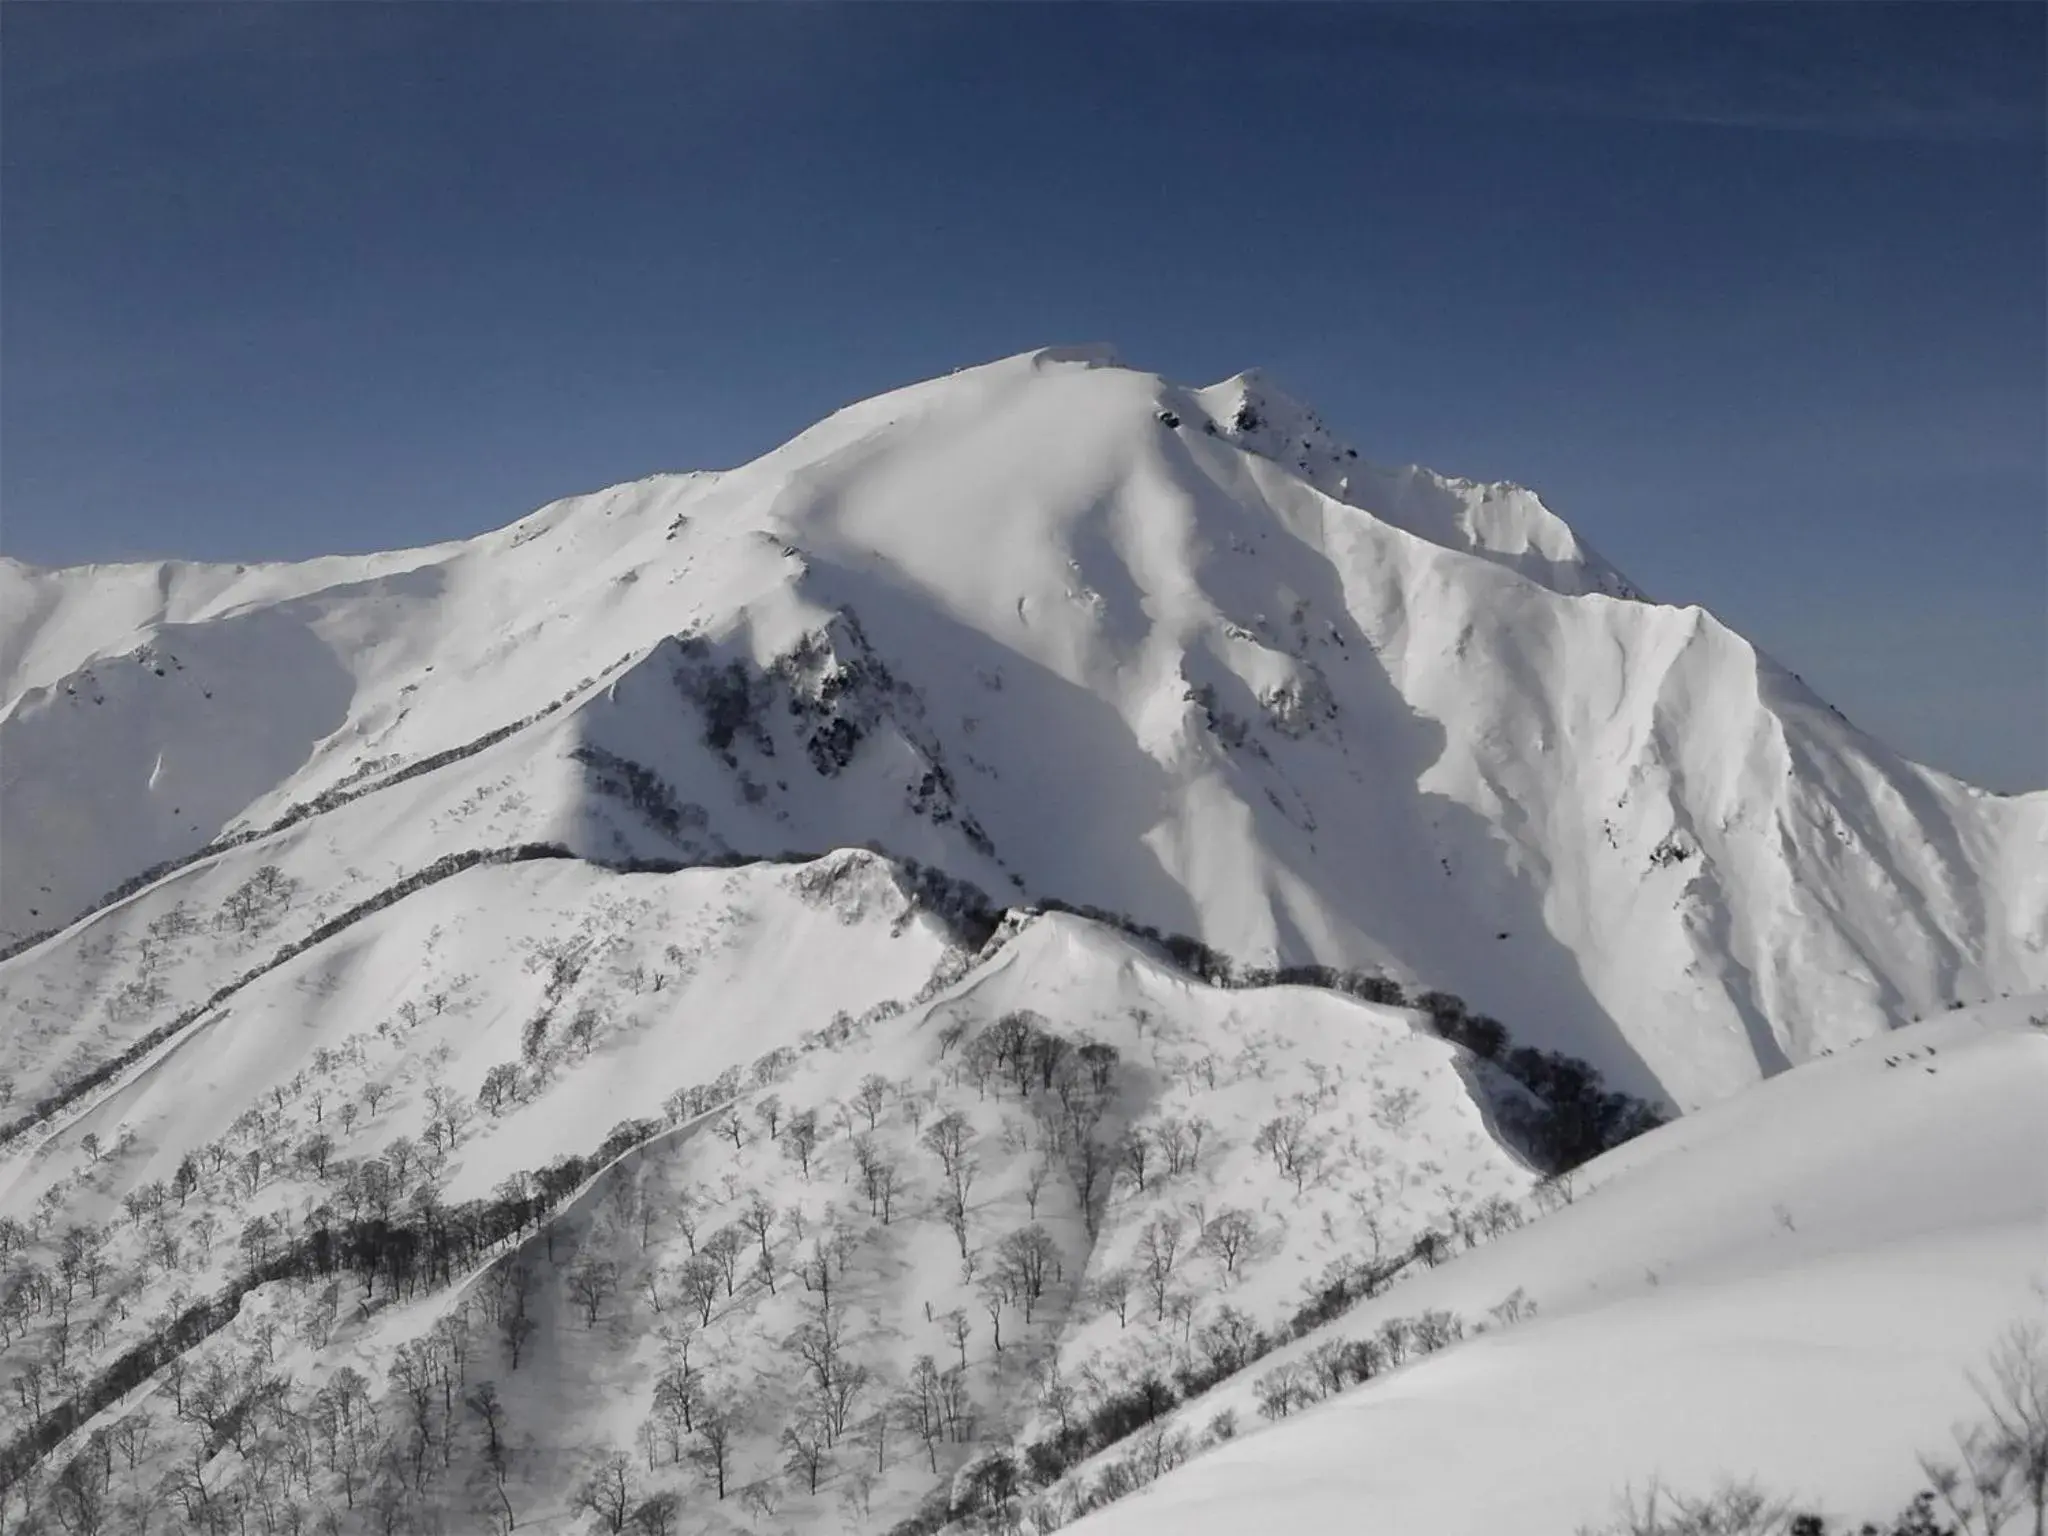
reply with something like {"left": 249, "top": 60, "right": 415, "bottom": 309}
{"left": 4, "top": 347, "right": 2042, "bottom": 1112}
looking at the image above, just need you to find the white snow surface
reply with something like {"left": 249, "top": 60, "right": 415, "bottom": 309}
{"left": 5, "top": 346, "right": 2042, "bottom": 1108}
{"left": 3, "top": 345, "right": 2045, "bottom": 1534}
{"left": 1064, "top": 995, "right": 2048, "bottom": 1536}
{"left": 0, "top": 844, "right": 1547, "bottom": 1533}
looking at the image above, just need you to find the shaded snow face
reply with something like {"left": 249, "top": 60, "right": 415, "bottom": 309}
{"left": 3, "top": 345, "right": 2042, "bottom": 1113}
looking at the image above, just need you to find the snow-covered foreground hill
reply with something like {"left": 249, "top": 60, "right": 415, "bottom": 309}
{"left": 2, "top": 345, "right": 2043, "bottom": 1534}
{"left": 1061, "top": 996, "right": 2048, "bottom": 1536}
{"left": 0, "top": 844, "right": 1570, "bottom": 1533}
{"left": 6, "top": 346, "right": 2042, "bottom": 1112}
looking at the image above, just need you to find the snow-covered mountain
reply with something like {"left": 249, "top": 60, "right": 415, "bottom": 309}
{"left": 2, "top": 346, "right": 2042, "bottom": 1535}
{"left": 6, "top": 346, "right": 2040, "bottom": 1109}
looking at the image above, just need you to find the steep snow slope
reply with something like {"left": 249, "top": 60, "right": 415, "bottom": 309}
{"left": 0, "top": 844, "right": 1542, "bottom": 1534}
{"left": 5, "top": 347, "right": 2042, "bottom": 1114}
{"left": 0, "top": 852, "right": 956, "bottom": 1216}
{"left": 1059, "top": 997, "right": 2048, "bottom": 1536}
{"left": 0, "top": 473, "right": 725, "bottom": 938}
{"left": 392, "top": 911, "right": 1537, "bottom": 1535}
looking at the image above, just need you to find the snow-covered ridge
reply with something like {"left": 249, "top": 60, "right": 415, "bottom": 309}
{"left": 0, "top": 835, "right": 1572, "bottom": 1533}
{"left": 1191, "top": 368, "right": 1642, "bottom": 598}
{"left": 4, "top": 347, "right": 2043, "bottom": 1115}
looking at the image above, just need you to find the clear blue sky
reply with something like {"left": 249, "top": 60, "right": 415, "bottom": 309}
{"left": 3, "top": 4, "right": 2042, "bottom": 789}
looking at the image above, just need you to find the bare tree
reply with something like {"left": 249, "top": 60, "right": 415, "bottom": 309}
{"left": 635, "top": 1417, "right": 660, "bottom": 1472}
{"left": 109, "top": 1413, "right": 154, "bottom": 1474}
{"left": 632, "top": 1491, "right": 681, "bottom": 1535}
{"left": 1199, "top": 1207, "right": 1258, "bottom": 1278}
{"left": 566, "top": 1004, "right": 604, "bottom": 1058}
{"left": 1118, "top": 1127, "right": 1153, "bottom": 1194}
{"left": 1136, "top": 1214, "right": 1185, "bottom": 1319}
{"left": 1089, "top": 1266, "right": 1132, "bottom": 1328}
{"left": 434, "top": 1306, "right": 477, "bottom": 1392}
{"left": 738, "top": 1193, "right": 778, "bottom": 1267}
{"left": 703, "top": 1227, "right": 745, "bottom": 1297}
{"left": 423, "top": 1081, "right": 470, "bottom": 1152}
{"left": 476, "top": 1063, "right": 520, "bottom": 1117}
{"left": 467, "top": 1381, "right": 515, "bottom": 1530}
{"left": 782, "top": 1413, "right": 831, "bottom": 1494}
{"left": 1475, "top": 1193, "right": 1525, "bottom": 1240}
{"left": 653, "top": 1361, "right": 699, "bottom": 1450}
{"left": 1196, "top": 1304, "right": 1263, "bottom": 1377}
{"left": 220, "top": 865, "right": 296, "bottom": 934}
{"left": 1255, "top": 1361, "right": 1308, "bottom": 1421}
{"left": 1573, "top": 1478, "right": 1801, "bottom": 1536}
{"left": 1413, "top": 1228, "right": 1452, "bottom": 1268}
{"left": 1925, "top": 1320, "right": 2048, "bottom": 1536}
{"left": 997, "top": 1224, "right": 1060, "bottom": 1321}
{"left": 1976, "top": 1320, "right": 2048, "bottom": 1536}
{"left": 782, "top": 1110, "right": 822, "bottom": 1179}
{"left": 639, "top": 1260, "right": 669, "bottom": 1315}
{"left": 853, "top": 1136, "right": 900, "bottom": 1221}
{"left": 854, "top": 1073, "right": 892, "bottom": 1130}
{"left": 678, "top": 1255, "right": 721, "bottom": 1326}
{"left": 382, "top": 1135, "right": 417, "bottom": 1190}
{"left": 978, "top": 1276, "right": 1008, "bottom": 1352}
{"left": 1489, "top": 1287, "right": 1538, "bottom": 1327}
{"left": 1023, "top": 1157, "right": 1051, "bottom": 1218}
{"left": 938, "top": 1156, "right": 978, "bottom": 1260}
{"left": 466, "top": 1381, "right": 508, "bottom": 1465}
{"left": 1155, "top": 1114, "right": 1207, "bottom": 1176}
{"left": 500, "top": 1264, "right": 538, "bottom": 1368}
{"left": 922, "top": 1112, "right": 973, "bottom": 1181}
{"left": 1133, "top": 1422, "right": 1192, "bottom": 1484}
{"left": 1253, "top": 1112, "right": 1324, "bottom": 1192}
{"left": 691, "top": 1403, "right": 739, "bottom": 1500}
{"left": 901, "top": 1356, "right": 946, "bottom": 1473}
{"left": 1067, "top": 1134, "right": 1111, "bottom": 1234}
{"left": 568, "top": 1258, "right": 619, "bottom": 1327}
{"left": 575, "top": 1450, "right": 636, "bottom": 1534}
{"left": 876, "top": 1156, "right": 904, "bottom": 1225}
{"left": 48, "top": 1444, "right": 109, "bottom": 1536}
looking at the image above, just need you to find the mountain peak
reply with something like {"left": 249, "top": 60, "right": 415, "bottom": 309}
{"left": 2, "top": 347, "right": 2038, "bottom": 1108}
{"left": 3, "top": 345, "right": 2042, "bottom": 1536}
{"left": 1179, "top": 364, "right": 1642, "bottom": 600}
{"left": 1022, "top": 341, "right": 1125, "bottom": 371}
